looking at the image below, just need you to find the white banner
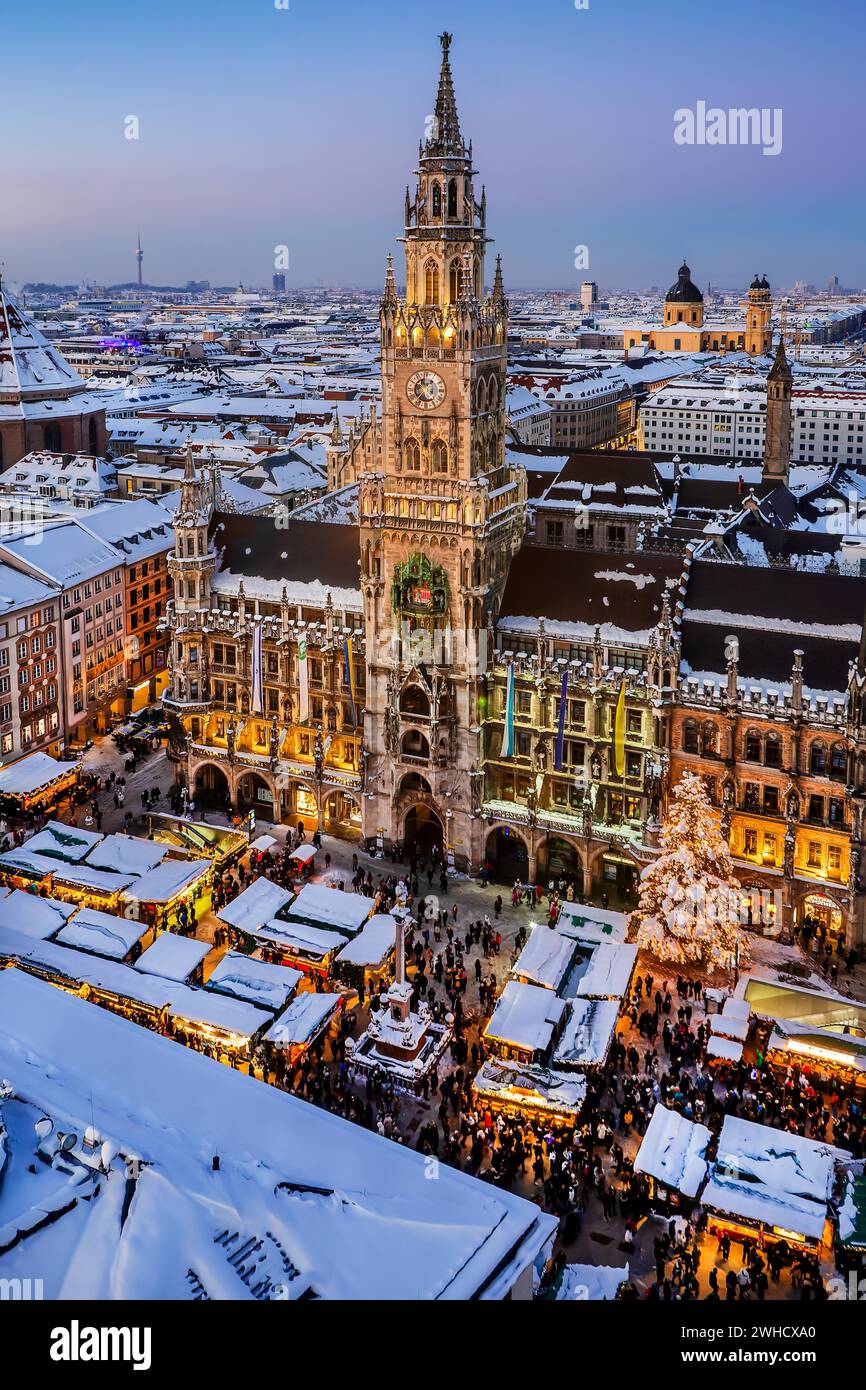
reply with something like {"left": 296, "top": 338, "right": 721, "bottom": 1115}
{"left": 298, "top": 633, "right": 310, "bottom": 723}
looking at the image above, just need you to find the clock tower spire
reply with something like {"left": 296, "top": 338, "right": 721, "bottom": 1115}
{"left": 360, "top": 34, "right": 526, "bottom": 869}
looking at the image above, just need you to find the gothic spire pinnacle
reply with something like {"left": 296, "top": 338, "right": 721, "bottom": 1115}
{"left": 427, "top": 33, "right": 464, "bottom": 156}
{"left": 382, "top": 251, "right": 398, "bottom": 307}
{"left": 493, "top": 254, "right": 505, "bottom": 303}
{"left": 770, "top": 334, "right": 793, "bottom": 381}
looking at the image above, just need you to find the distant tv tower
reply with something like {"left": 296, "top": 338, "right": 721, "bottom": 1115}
{"left": 135, "top": 230, "right": 143, "bottom": 287}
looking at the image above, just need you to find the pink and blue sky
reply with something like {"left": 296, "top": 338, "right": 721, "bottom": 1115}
{"left": 3, "top": 0, "right": 863, "bottom": 290}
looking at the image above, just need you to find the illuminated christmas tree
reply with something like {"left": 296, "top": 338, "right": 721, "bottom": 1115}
{"left": 630, "top": 771, "right": 748, "bottom": 974}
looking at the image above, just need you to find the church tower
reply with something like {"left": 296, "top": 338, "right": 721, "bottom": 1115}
{"left": 359, "top": 33, "right": 526, "bottom": 867}
{"left": 763, "top": 336, "right": 793, "bottom": 484}
{"left": 743, "top": 274, "right": 773, "bottom": 356}
{"left": 165, "top": 448, "right": 217, "bottom": 707}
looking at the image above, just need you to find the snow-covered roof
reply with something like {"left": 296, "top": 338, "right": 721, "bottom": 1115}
{"left": 0, "top": 285, "right": 88, "bottom": 401}
{"left": 334, "top": 914, "right": 396, "bottom": 969}
{"left": 484, "top": 981, "right": 568, "bottom": 1055}
{"left": 134, "top": 932, "right": 209, "bottom": 983}
{"left": 216, "top": 874, "right": 293, "bottom": 933}
{"left": 555, "top": 902, "right": 628, "bottom": 945}
{"left": 511, "top": 925, "right": 577, "bottom": 992}
{"left": 17, "top": 819, "right": 102, "bottom": 863}
{"left": 472, "top": 1058, "right": 587, "bottom": 1123}
{"left": 254, "top": 920, "right": 346, "bottom": 961}
{"left": 0, "top": 889, "right": 76, "bottom": 940}
{"left": 264, "top": 991, "right": 341, "bottom": 1048}
{"left": 205, "top": 951, "right": 300, "bottom": 1012}
{"left": 705, "top": 1034, "right": 744, "bottom": 1063}
{"left": 551, "top": 998, "right": 620, "bottom": 1069}
{"left": 0, "top": 752, "right": 74, "bottom": 798}
{"left": 633, "top": 1104, "right": 711, "bottom": 1198}
{"left": 122, "top": 859, "right": 210, "bottom": 904}
{"left": 556, "top": 1263, "right": 630, "bottom": 1301}
{"left": 575, "top": 943, "right": 638, "bottom": 1002}
{"left": 284, "top": 883, "right": 375, "bottom": 937}
{"left": 54, "top": 907, "right": 148, "bottom": 960}
{"left": 0, "top": 969, "right": 556, "bottom": 1299}
{"left": 702, "top": 1115, "right": 842, "bottom": 1242}
{"left": 85, "top": 834, "right": 169, "bottom": 877}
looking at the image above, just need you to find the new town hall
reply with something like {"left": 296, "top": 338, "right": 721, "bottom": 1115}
{"left": 163, "top": 36, "right": 866, "bottom": 951}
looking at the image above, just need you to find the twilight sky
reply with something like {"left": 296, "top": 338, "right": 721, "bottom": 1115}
{"left": 3, "top": 0, "right": 864, "bottom": 291}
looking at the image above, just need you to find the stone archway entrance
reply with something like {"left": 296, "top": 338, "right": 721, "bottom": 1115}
{"left": 485, "top": 826, "right": 529, "bottom": 883}
{"left": 193, "top": 762, "right": 231, "bottom": 811}
{"left": 803, "top": 892, "right": 844, "bottom": 942}
{"left": 539, "top": 835, "right": 583, "bottom": 891}
{"left": 404, "top": 803, "right": 443, "bottom": 861}
{"left": 236, "top": 771, "right": 276, "bottom": 821}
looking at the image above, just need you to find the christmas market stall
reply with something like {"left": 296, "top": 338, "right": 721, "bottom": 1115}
{"left": 0, "top": 751, "right": 79, "bottom": 819}
{"left": 706, "top": 998, "right": 751, "bottom": 1066}
{"left": 483, "top": 981, "right": 568, "bottom": 1065}
{"left": 511, "top": 925, "right": 579, "bottom": 993}
{"left": 251, "top": 919, "right": 347, "bottom": 976}
{"left": 134, "top": 933, "right": 209, "bottom": 987}
{"left": 745, "top": 973, "right": 866, "bottom": 1090}
{"left": 633, "top": 1104, "right": 711, "bottom": 1216}
{"left": 205, "top": 950, "right": 301, "bottom": 1014}
{"left": 121, "top": 858, "right": 211, "bottom": 930}
{"left": 700, "top": 1115, "right": 843, "bottom": 1253}
{"left": 551, "top": 997, "right": 621, "bottom": 1072}
{"left": 43, "top": 860, "right": 140, "bottom": 914}
{"left": 216, "top": 874, "right": 293, "bottom": 947}
{"left": 333, "top": 913, "right": 396, "bottom": 998}
{"left": 575, "top": 942, "right": 638, "bottom": 1003}
{"left": 287, "top": 842, "right": 318, "bottom": 880}
{"left": 0, "top": 819, "right": 103, "bottom": 890}
{"left": 555, "top": 902, "right": 628, "bottom": 946}
{"left": 282, "top": 882, "right": 375, "bottom": 938}
{"left": 263, "top": 990, "right": 342, "bottom": 1068}
{"left": 148, "top": 812, "right": 247, "bottom": 867}
{"left": 0, "top": 888, "right": 76, "bottom": 939}
{"left": 472, "top": 1058, "right": 587, "bottom": 1129}
{"left": 552, "top": 1263, "right": 631, "bottom": 1302}
{"left": 54, "top": 906, "right": 150, "bottom": 963}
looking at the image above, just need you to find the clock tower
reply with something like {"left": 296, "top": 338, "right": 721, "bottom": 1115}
{"left": 359, "top": 33, "right": 526, "bottom": 868}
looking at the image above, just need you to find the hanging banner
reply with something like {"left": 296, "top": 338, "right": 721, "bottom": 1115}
{"left": 554, "top": 667, "right": 569, "bottom": 771}
{"left": 344, "top": 637, "right": 357, "bottom": 726}
{"left": 250, "top": 620, "right": 264, "bottom": 716}
{"left": 613, "top": 676, "right": 627, "bottom": 779}
{"left": 501, "top": 662, "right": 515, "bottom": 759}
{"left": 298, "top": 633, "right": 310, "bottom": 724}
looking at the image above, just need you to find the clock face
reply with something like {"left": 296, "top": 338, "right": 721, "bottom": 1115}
{"left": 406, "top": 370, "right": 446, "bottom": 410}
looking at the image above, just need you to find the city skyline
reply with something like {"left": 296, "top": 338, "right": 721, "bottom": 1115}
{"left": 3, "top": 0, "right": 864, "bottom": 290}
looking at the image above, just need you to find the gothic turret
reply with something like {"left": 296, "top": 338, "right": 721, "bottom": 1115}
{"left": 763, "top": 336, "right": 793, "bottom": 483}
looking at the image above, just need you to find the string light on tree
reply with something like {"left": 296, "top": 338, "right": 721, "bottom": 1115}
{"left": 629, "top": 771, "right": 749, "bottom": 974}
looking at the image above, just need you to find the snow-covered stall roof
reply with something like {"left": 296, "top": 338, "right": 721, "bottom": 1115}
{"left": 511, "top": 925, "right": 577, "bottom": 992}
{"left": 134, "top": 933, "right": 209, "bottom": 983}
{"left": 288, "top": 843, "right": 317, "bottom": 864}
{"left": 472, "top": 1059, "right": 587, "bottom": 1123}
{"left": 0, "top": 969, "right": 557, "bottom": 1299}
{"left": 54, "top": 907, "right": 148, "bottom": 960}
{"left": 0, "top": 928, "right": 270, "bottom": 1043}
{"left": 216, "top": 874, "right": 292, "bottom": 933}
{"left": 706, "top": 1034, "right": 744, "bottom": 1063}
{"left": 254, "top": 919, "right": 346, "bottom": 963}
{"left": 484, "top": 981, "right": 567, "bottom": 1056}
{"left": 633, "top": 1104, "right": 711, "bottom": 1198}
{"left": 47, "top": 861, "right": 140, "bottom": 894}
{"left": 283, "top": 882, "right": 374, "bottom": 937}
{"left": 85, "top": 834, "right": 169, "bottom": 876}
{"left": 0, "top": 752, "right": 75, "bottom": 798}
{"left": 334, "top": 914, "right": 396, "bottom": 969}
{"left": 556, "top": 1263, "right": 630, "bottom": 1301}
{"left": 264, "top": 991, "right": 341, "bottom": 1048}
{"left": 701, "top": 1115, "right": 842, "bottom": 1242}
{"left": 14, "top": 819, "right": 102, "bottom": 863}
{"left": 710, "top": 1011, "right": 750, "bottom": 1042}
{"left": 0, "top": 889, "right": 76, "bottom": 939}
{"left": 551, "top": 998, "right": 620, "bottom": 1069}
{"left": 555, "top": 902, "right": 628, "bottom": 945}
{"left": 123, "top": 859, "right": 210, "bottom": 904}
{"left": 576, "top": 943, "right": 638, "bottom": 1001}
{"left": 205, "top": 951, "right": 301, "bottom": 1012}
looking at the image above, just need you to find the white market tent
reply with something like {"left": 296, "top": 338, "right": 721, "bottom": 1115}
{"left": 701, "top": 1115, "right": 842, "bottom": 1243}
{"left": 284, "top": 882, "right": 374, "bottom": 937}
{"left": 0, "top": 751, "right": 75, "bottom": 799}
{"left": 473, "top": 1058, "right": 587, "bottom": 1124}
{"left": 55, "top": 907, "right": 149, "bottom": 960}
{"left": 0, "top": 969, "right": 557, "bottom": 1300}
{"left": 552, "top": 997, "right": 620, "bottom": 1069}
{"left": 248, "top": 834, "right": 278, "bottom": 854}
{"left": 123, "top": 859, "right": 209, "bottom": 905}
{"left": 264, "top": 991, "right": 341, "bottom": 1049}
{"left": 205, "top": 951, "right": 301, "bottom": 1012}
{"left": 511, "top": 925, "right": 577, "bottom": 992}
{"left": 633, "top": 1104, "right": 712, "bottom": 1198}
{"left": 13, "top": 819, "right": 102, "bottom": 863}
{"left": 706, "top": 1034, "right": 744, "bottom": 1063}
{"left": 334, "top": 914, "right": 396, "bottom": 970}
{"left": 484, "top": 980, "right": 567, "bottom": 1057}
{"left": 576, "top": 943, "right": 638, "bottom": 1002}
{"left": 216, "top": 875, "right": 293, "bottom": 933}
{"left": 86, "top": 834, "right": 169, "bottom": 876}
{"left": 710, "top": 1011, "right": 750, "bottom": 1043}
{"left": 255, "top": 919, "right": 346, "bottom": 966}
{"left": 134, "top": 932, "right": 209, "bottom": 984}
{"left": 289, "top": 843, "right": 317, "bottom": 864}
{"left": 0, "top": 889, "right": 76, "bottom": 940}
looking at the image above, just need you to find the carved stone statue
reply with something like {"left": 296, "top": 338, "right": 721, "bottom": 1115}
{"left": 269, "top": 717, "right": 280, "bottom": 770}
{"left": 226, "top": 717, "right": 236, "bottom": 766}
{"left": 534, "top": 735, "right": 549, "bottom": 773}
{"left": 314, "top": 726, "right": 325, "bottom": 781}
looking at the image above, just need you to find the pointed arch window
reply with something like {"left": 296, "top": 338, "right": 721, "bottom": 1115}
{"left": 431, "top": 440, "right": 448, "bottom": 474}
{"left": 449, "top": 259, "right": 461, "bottom": 303}
{"left": 447, "top": 179, "right": 458, "bottom": 219}
{"left": 432, "top": 182, "right": 442, "bottom": 218}
{"left": 404, "top": 438, "right": 421, "bottom": 471}
{"left": 424, "top": 261, "right": 439, "bottom": 305}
